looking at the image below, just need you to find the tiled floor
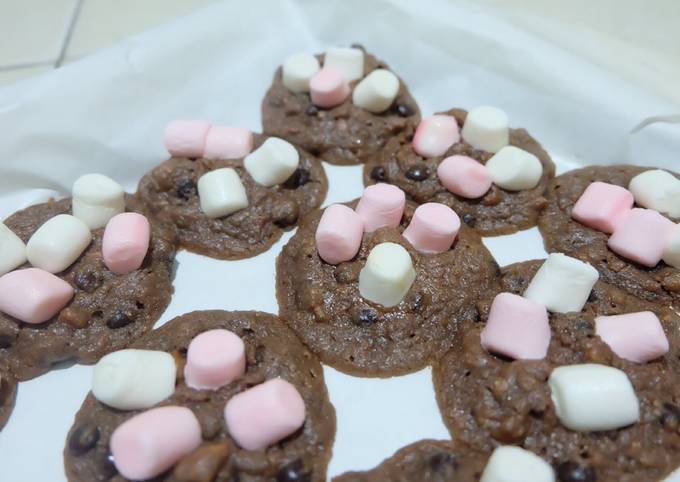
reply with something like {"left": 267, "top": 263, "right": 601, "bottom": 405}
{"left": 0, "top": 0, "right": 214, "bottom": 86}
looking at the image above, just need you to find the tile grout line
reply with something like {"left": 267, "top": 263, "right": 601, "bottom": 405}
{"left": 55, "top": 0, "right": 85, "bottom": 68}
{"left": 0, "top": 61, "right": 56, "bottom": 72}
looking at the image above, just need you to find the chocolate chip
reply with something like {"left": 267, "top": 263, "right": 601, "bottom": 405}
{"left": 355, "top": 308, "right": 378, "bottom": 326}
{"left": 74, "top": 271, "right": 100, "bottom": 293}
{"left": 462, "top": 213, "right": 476, "bottom": 226}
{"left": 396, "top": 104, "right": 415, "bottom": 117}
{"left": 0, "top": 334, "right": 13, "bottom": 349}
{"left": 587, "top": 291, "right": 598, "bottom": 303}
{"left": 68, "top": 423, "right": 100, "bottom": 455}
{"left": 405, "top": 166, "right": 428, "bottom": 181}
{"left": 277, "top": 459, "right": 310, "bottom": 482}
{"left": 306, "top": 105, "right": 319, "bottom": 116}
{"left": 370, "top": 166, "right": 387, "bottom": 182}
{"left": 557, "top": 461, "right": 597, "bottom": 482}
{"left": 173, "top": 442, "right": 230, "bottom": 482}
{"left": 283, "top": 168, "right": 311, "bottom": 189}
{"left": 107, "top": 312, "right": 134, "bottom": 329}
{"left": 176, "top": 179, "right": 197, "bottom": 200}
{"left": 428, "top": 452, "right": 458, "bottom": 472}
{"left": 661, "top": 402, "right": 680, "bottom": 428}
{"left": 58, "top": 307, "right": 90, "bottom": 329}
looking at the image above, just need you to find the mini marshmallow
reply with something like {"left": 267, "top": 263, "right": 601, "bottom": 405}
{"left": 71, "top": 173, "right": 126, "bottom": 229}
{"left": 0, "top": 268, "right": 73, "bottom": 324}
{"left": 26, "top": 214, "right": 92, "bottom": 273}
{"left": 480, "top": 446, "right": 555, "bottom": 482}
{"left": 197, "top": 168, "right": 248, "bottom": 218}
{"left": 608, "top": 208, "right": 675, "bottom": 267}
{"left": 244, "top": 137, "right": 300, "bottom": 187}
{"left": 355, "top": 184, "right": 406, "bottom": 233}
{"left": 402, "top": 203, "right": 460, "bottom": 254}
{"left": 595, "top": 311, "right": 669, "bottom": 363}
{"left": 486, "top": 146, "right": 542, "bottom": 191}
{"left": 111, "top": 406, "right": 202, "bottom": 480}
{"left": 437, "top": 155, "right": 492, "bottom": 199}
{"left": 663, "top": 223, "right": 680, "bottom": 268}
{"left": 461, "top": 106, "right": 510, "bottom": 153}
{"left": 359, "top": 242, "right": 416, "bottom": 307}
{"left": 184, "top": 329, "right": 246, "bottom": 390}
{"left": 480, "top": 292, "right": 551, "bottom": 360}
{"left": 203, "top": 126, "right": 254, "bottom": 160}
{"left": 352, "top": 69, "right": 399, "bottom": 113}
{"left": 164, "top": 120, "right": 211, "bottom": 158}
{"left": 549, "top": 363, "right": 640, "bottom": 431}
{"left": 92, "top": 349, "right": 176, "bottom": 410}
{"left": 282, "top": 52, "right": 320, "bottom": 93}
{"left": 571, "top": 181, "right": 634, "bottom": 234}
{"left": 102, "top": 213, "right": 150, "bottom": 275}
{"left": 412, "top": 115, "right": 460, "bottom": 158}
{"left": 315, "top": 204, "right": 364, "bottom": 265}
{"left": 0, "top": 222, "right": 26, "bottom": 276}
{"left": 224, "top": 378, "right": 306, "bottom": 450}
{"left": 629, "top": 169, "right": 680, "bottom": 217}
{"left": 323, "top": 46, "right": 364, "bottom": 81}
{"left": 309, "top": 66, "right": 350, "bottom": 108}
{"left": 524, "top": 253, "right": 599, "bottom": 313}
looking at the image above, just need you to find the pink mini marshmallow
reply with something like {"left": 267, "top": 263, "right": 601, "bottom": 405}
{"left": 310, "top": 66, "right": 350, "bottom": 108}
{"left": 413, "top": 115, "right": 460, "bottom": 158}
{"left": 203, "top": 126, "right": 254, "bottom": 160}
{"left": 608, "top": 208, "right": 675, "bottom": 267}
{"left": 571, "top": 182, "right": 634, "bottom": 234}
{"left": 184, "top": 329, "right": 246, "bottom": 390}
{"left": 224, "top": 378, "right": 306, "bottom": 450}
{"left": 437, "top": 155, "right": 492, "bottom": 199}
{"left": 102, "top": 213, "right": 151, "bottom": 275}
{"left": 402, "top": 203, "right": 460, "bottom": 254}
{"left": 315, "top": 204, "right": 364, "bottom": 264}
{"left": 480, "top": 292, "right": 551, "bottom": 360}
{"left": 0, "top": 268, "right": 73, "bottom": 324}
{"left": 110, "top": 406, "right": 202, "bottom": 480}
{"left": 164, "top": 120, "right": 211, "bottom": 158}
{"left": 595, "top": 311, "right": 669, "bottom": 363}
{"left": 355, "top": 184, "right": 406, "bottom": 233}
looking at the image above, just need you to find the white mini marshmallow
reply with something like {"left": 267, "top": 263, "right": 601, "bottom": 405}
{"left": 244, "top": 138, "right": 300, "bottom": 187}
{"left": 461, "top": 106, "right": 510, "bottom": 153}
{"left": 0, "top": 222, "right": 27, "bottom": 276}
{"left": 282, "top": 52, "right": 320, "bottom": 93}
{"left": 72, "top": 173, "right": 126, "bottom": 229}
{"left": 628, "top": 169, "right": 680, "bottom": 218}
{"left": 92, "top": 349, "right": 177, "bottom": 410}
{"left": 197, "top": 168, "right": 248, "bottom": 219}
{"left": 486, "top": 146, "right": 543, "bottom": 191}
{"left": 663, "top": 223, "right": 680, "bottom": 268}
{"left": 26, "top": 214, "right": 92, "bottom": 273}
{"left": 480, "top": 446, "right": 555, "bottom": 482}
{"left": 352, "top": 69, "right": 399, "bottom": 113}
{"left": 549, "top": 363, "right": 640, "bottom": 432}
{"left": 324, "top": 47, "right": 364, "bottom": 81}
{"left": 359, "top": 242, "right": 416, "bottom": 307}
{"left": 524, "top": 253, "right": 599, "bottom": 313}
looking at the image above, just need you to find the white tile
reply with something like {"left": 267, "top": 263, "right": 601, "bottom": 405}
{"left": 0, "top": 0, "right": 77, "bottom": 66}
{"left": 0, "top": 65, "right": 53, "bottom": 86}
{"left": 66, "top": 0, "right": 214, "bottom": 58}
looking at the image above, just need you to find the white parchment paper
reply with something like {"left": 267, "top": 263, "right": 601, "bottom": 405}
{"left": 0, "top": 1, "right": 679, "bottom": 480}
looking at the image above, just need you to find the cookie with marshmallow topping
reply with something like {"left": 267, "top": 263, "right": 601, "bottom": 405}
{"left": 433, "top": 259, "right": 680, "bottom": 481}
{"left": 276, "top": 195, "right": 499, "bottom": 377}
{"left": 136, "top": 132, "right": 327, "bottom": 259}
{"left": 538, "top": 165, "right": 680, "bottom": 308}
{"left": 364, "top": 107, "right": 556, "bottom": 236}
{"left": 64, "top": 310, "right": 336, "bottom": 482}
{"left": 0, "top": 195, "right": 176, "bottom": 381}
{"left": 262, "top": 44, "right": 421, "bottom": 165}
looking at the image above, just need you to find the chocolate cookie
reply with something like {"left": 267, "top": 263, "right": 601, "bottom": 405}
{"left": 363, "top": 108, "right": 556, "bottom": 236}
{"left": 135, "top": 134, "right": 327, "bottom": 259}
{"left": 276, "top": 201, "right": 500, "bottom": 377}
{"left": 0, "top": 366, "right": 16, "bottom": 430}
{"left": 64, "top": 310, "right": 336, "bottom": 482}
{"left": 333, "top": 440, "right": 488, "bottom": 482}
{"left": 0, "top": 196, "right": 176, "bottom": 381}
{"left": 433, "top": 260, "right": 680, "bottom": 482}
{"left": 538, "top": 165, "right": 680, "bottom": 308}
{"left": 261, "top": 46, "right": 421, "bottom": 165}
